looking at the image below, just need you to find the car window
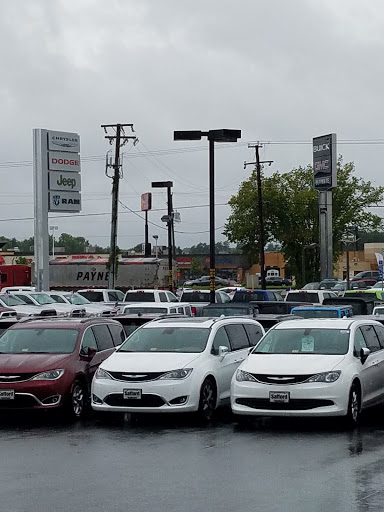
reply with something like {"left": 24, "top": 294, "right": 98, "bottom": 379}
{"left": 15, "top": 294, "right": 35, "bottom": 305}
{"left": 108, "top": 292, "right": 120, "bottom": 302}
{"left": 159, "top": 292, "right": 168, "bottom": 303}
{"left": 273, "top": 292, "right": 283, "bottom": 301}
{"left": 219, "top": 292, "right": 231, "bottom": 303}
{"left": 50, "top": 294, "right": 67, "bottom": 304}
{"left": 125, "top": 292, "right": 155, "bottom": 302}
{"left": 215, "top": 293, "right": 222, "bottom": 304}
{"left": 185, "top": 306, "right": 192, "bottom": 316}
{"left": 80, "top": 327, "right": 98, "bottom": 354}
{"left": 353, "top": 328, "right": 367, "bottom": 357}
{"left": 225, "top": 324, "right": 250, "bottom": 350}
{"left": 177, "top": 307, "right": 184, "bottom": 314}
{"left": 373, "top": 324, "right": 384, "bottom": 349}
{"left": 360, "top": 325, "right": 381, "bottom": 353}
{"left": 211, "top": 326, "right": 231, "bottom": 354}
{"left": 244, "top": 323, "right": 264, "bottom": 346}
{"left": 92, "top": 324, "right": 114, "bottom": 351}
{"left": 286, "top": 292, "right": 319, "bottom": 303}
{"left": 167, "top": 292, "right": 179, "bottom": 303}
{"left": 107, "top": 324, "right": 126, "bottom": 346}
{"left": 79, "top": 291, "right": 103, "bottom": 302}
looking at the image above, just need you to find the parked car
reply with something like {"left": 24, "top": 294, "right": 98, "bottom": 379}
{"left": 252, "top": 314, "right": 303, "bottom": 332}
{"left": 249, "top": 301, "right": 300, "bottom": 315}
{"left": 10, "top": 292, "right": 86, "bottom": 318}
{"left": 344, "top": 289, "right": 384, "bottom": 301}
{"left": 216, "top": 286, "right": 246, "bottom": 298}
{"left": 78, "top": 289, "right": 125, "bottom": 304}
{"left": 302, "top": 282, "right": 320, "bottom": 290}
{"left": 351, "top": 271, "right": 379, "bottom": 282}
{"left": 290, "top": 305, "right": 353, "bottom": 319}
{"left": 284, "top": 290, "right": 337, "bottom": 304}
{"left": 372, "top": 281, "right": 384, "bottom": 289}
{"left": 45, "top": 291, "right": 116, "bottom": 317}
{"left": 0, "top": 317, "right": 125, "bottom": 417}
{"left": 318, "top": 279, "right": 342, "bottom": 290}
{"left": 233, "top": 290, "right": 284, "bottom": 303}
{"left": 92, "top": 316, "right": 265, "bottom": 421}
{"left": 121, "top": 302, "right": 192, "bottom": 316}
{"left": 231, "top": 318, "right": 384, "bottom": 426}
{"left": 201, "top": 303, "right": 259, "bottom": 318}
{"left": 178, "top": 289, "right": 231, "bottom": 316}
{"left": 124, "top": 289, "right": 179, "bottom": 303}
{"left": 184, "top": 276, "right": 230, "bottom": 287}
{"left": 323, "top": 297, "right": 378, "bottom": 316}
{"left": 1, "top": 286, "right": 36, "bottom": 293}
{"left": 265, "top": 276, "right": 292, "bottom": 287}
{"left": 0, "top": 294, "right": 57, "bottom": 319}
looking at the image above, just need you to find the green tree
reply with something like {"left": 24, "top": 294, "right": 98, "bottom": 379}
{"left": 224, "top": 159, "right": 384, "bottom": 287}
{"left": 57, "top": 233, "right": 90, "bottom": 254}
{"left": 189, "top": 257, "right": 203, "bottom": 278}
{"left": 15, "top": 256, "right": 28, "bottom": 264}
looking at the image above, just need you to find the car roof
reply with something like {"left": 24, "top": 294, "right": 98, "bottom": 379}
{"left": 291, "top": 305, "right": 352, "bottom": 310}
{"left": 273, "top": 318, "right": 378, "bottom": 330}
{"left": 123, "top": 302, "right": 190, "bottom": 308}
{"left": 10, "top": 317, "right": 122, "bottom": 329}
{"left": 140, "top": 316, "right": 260, "bottom": 328}
{"left": 125, "top": 289, "right": 161, "bottom": 293}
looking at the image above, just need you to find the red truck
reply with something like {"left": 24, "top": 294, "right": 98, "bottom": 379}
{"left": 0, "top": 265, "right": 31, "bottom": 290}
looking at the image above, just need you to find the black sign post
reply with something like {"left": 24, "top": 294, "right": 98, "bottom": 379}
{"left": 313, "top": 133, "right": 337, "bottom": 280}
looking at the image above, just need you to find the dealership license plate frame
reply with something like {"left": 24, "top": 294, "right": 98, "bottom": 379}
{"left": 0, "top": 390, "right": 15, "bottom": 400}
{"left": 269, "top": 391, "right": 290, "bottom": 403}
{"left": 123, "top": 389, "right": 142, "bottom": 400}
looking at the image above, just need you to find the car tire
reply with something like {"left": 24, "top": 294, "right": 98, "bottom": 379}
{"left": 68, "top": 380, "right": 87, "bottom": 419}
{"left": 343, "top": 383, "right": 361, "bottom": 428}
{"left": 197, "top": 378, "right": 217, "bottom": 425}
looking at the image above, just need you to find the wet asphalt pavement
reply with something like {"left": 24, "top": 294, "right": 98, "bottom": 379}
{"left": 2, "top": 409, "right": 384, "bottom": 512}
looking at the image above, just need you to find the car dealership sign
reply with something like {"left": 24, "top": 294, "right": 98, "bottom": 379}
{"left": 313, "top": 133, "right": 337, "bottom": 191}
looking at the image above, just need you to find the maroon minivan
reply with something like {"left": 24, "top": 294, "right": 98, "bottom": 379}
{"left": 0, "top": 317, "right": 125, "bottom": 418}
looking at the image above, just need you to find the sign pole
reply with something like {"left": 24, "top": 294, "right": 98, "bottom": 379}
{"left": 326, "top": 190, "right": 333, "bottom": 278}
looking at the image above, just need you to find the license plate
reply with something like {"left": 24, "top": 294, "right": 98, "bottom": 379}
{"left": 0, "top": 390, "right": 15, "bottom": 400}
{"left": 123, "top": 389, "right": 142, "bottom": 400}
{"left": 269, "top": 391, "right": 289, "bottom": 403}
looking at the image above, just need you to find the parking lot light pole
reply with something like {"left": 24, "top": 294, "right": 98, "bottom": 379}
{"left": 152, "top": 181, "right": 174, "bottom": 292}
{"left": 174, "top": 129, "right": 241, "bottom": 303}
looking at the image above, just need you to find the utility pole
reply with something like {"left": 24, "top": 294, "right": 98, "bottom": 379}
{"left": 244, "top": 144, "right": 273, "bottom": 290}
{"left": 102, "top": 123, "right": 138, "bottom": 289}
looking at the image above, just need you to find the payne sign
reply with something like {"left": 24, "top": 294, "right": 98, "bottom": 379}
{"left": 313, "top": 133, "right": 337, "bottom": 191}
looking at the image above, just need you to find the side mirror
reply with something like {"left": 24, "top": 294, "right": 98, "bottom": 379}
{"left": 360, "top": 347, "right": 370, "bottom": 364}
{"left": 80, "top": 346, "right": 97, "bottom": 361}
{"left": 218, "top": 346, "right": 229, "bottom": 358}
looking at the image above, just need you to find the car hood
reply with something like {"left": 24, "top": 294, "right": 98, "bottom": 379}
{"left": 10, "top": 305, "right": 57, "bottom": 316}
{"left": 241, "top": 354, "right": 346, "bottom": 374}
{"left": 101, "top": 352, "right": 202, "bottom": 372}
{"left": 0, "top": 353, "right": 73, "bottom": 373}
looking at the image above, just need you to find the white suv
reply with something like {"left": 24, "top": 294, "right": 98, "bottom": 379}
{"left": 231, "top": 318, "right": 384, "bottom": 426}
{"left": 92, "top": 316, "right": 265, "bottom": 422}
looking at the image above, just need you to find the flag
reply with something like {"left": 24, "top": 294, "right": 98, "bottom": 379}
{"left": 375, "top": 253, "right": 383, "bottom": 267}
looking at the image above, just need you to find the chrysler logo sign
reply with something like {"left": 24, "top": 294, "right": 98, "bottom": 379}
{"left": 48, "top": 130, "right": 80, "bottom": 153}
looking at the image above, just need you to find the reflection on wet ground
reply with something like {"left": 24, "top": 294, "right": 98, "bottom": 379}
{"left": 2, "top": 408, "right": 384, "bottom": 512}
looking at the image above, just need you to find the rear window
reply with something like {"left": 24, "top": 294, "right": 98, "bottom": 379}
{"left": 233, "top": 291, "right": 267, "bottom": 302}
{"left": 201, "top": 307, "right": 252, "bottom": 317}
{"left": 292, "top": 309, "right": 339, "bottom": 319}
{"left": 181, "top": 292, "right": 210, "bottom": 303}
{"left": 286, "top": 292, "right": 319, "bottom": 303}
{"left": 79, "top": 291, "right": 104, "bottom": 302}
{"left": 124, "top": 307, "right": 168, "bottom": 315}
{"left": 125, "top": 292, "right": 155, "bottom": 302}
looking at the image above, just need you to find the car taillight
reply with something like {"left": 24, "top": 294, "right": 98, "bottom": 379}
{"left": 191, "top": 306, "right": 197, "bottom": 316}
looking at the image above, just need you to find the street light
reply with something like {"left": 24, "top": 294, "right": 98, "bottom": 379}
{"left": 174, "top": 129, "right": 241, "bottom": 303}
{"left": 152, "top": 181, "right": 173, "bottom": 292}
{"left": 301, "top": 243, "right": 318, "bottom": 285}
{"left": 153, "top": 235, "right": 159, "bottom": 259}
{"left": 49, "top": 226, "right": 58, "bottom": 259}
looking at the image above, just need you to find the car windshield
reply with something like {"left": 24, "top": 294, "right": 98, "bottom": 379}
{"left": 66, "top": 294, "right": 91, "bottom": 305}
{"left": 181, "top": 292, "right": 209, "bottom": 302}
{"left": 333, "top": 283, "right": 346, "bottom": 290}
{"left": 30, "top": 294, "right": 56, "bottom": 305}
{"left": 0, "top": 295, "right": 28, "bottom": 306}
{"left": 201, "top": 307, "right": 251, "bottom": 317}
{"left": 0, "top": 328, "right": 79, "bottom": 354}
{"left": 119, "top": 327, "right": 210, "bottom": 353}
{"left": 373, "top": 282, "right": 384, "bottom": 289}
{"left": 302, "top": 283, "right": 320, "bottom": 290}
{"left": 79, "top": 292, "right": 103, "bottom": 302}
{"left": 292, "top": 309, "right": 340, "bottom": 319}
{"left": 286, "top": 292, "right": 319, "bottom": 303}
{"left": 125, "top": 292, "right": 155, "bottom": 302}
{"left": 253, "top": 328, "right": 350, "bottom": 355}
{"left": 124, "top": 307, "right": 168, "bottom": 314}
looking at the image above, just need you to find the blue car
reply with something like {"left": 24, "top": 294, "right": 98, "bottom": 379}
{"left": 290, "top": 305, "right": 353, "bottom": 319}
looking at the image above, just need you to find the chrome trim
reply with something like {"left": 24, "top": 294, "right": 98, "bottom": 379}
{"left": 6, "top": 392, "right": 62, "bottom": 407}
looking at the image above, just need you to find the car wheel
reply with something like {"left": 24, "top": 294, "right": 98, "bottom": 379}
{"left": 69, "top": 380, "right": 87, "bottom": 419}
{"left": 197, "top": 378, "right": 217, "bottom": 424}
{"left": 344, "top": 383, "right": 361, "bottom": 428}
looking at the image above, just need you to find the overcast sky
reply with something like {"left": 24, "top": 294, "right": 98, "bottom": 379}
{"left": 1, "top": 0, "right": 384, "bottom": 251}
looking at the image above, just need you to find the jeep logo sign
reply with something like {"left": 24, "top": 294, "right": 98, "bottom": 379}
{"left": 313, "top": 134, "right": 337, "bottom": 191}
{"left": 48, "top": 151, "right": 81, "bottom": 172}
{"left": 49, "top": 171, "right": 81, "bottom": 192}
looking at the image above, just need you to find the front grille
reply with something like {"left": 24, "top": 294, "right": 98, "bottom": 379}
{"left": 251, "top": 374, "right": 314, "bottom": 385}
{"left": 0, "top": 395, "right": 39, "bottom": 409}
{"left": 0, "top": 373, "right": 37, "bottom": 383}
{"left": 39, "top": 309, "right": 57, "bottom": 317}
{"left": 71, "top": 309, "right": 87, "bottom": 318}
{"left": 236, "top": 398, "right": 334, "bottom": 410}
{"left": 108, "top": 371, "right": 166, "bottom": 382}
{"left": 104, "top": 394, "right": 165, "bottom": 407}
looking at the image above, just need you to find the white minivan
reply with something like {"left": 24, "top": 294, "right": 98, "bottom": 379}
{"left": 92, "top": 317, "right": 265, "bottom": 422}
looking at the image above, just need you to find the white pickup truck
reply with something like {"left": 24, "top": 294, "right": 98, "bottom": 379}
{"left": 124, "top": 289, "right": 179, "bottom": 303}
{"left": 77, "top": 289, "right": 125, "bottom": 304}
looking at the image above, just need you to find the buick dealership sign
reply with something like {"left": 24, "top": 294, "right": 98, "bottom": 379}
{"left": 313, "top": 133, "right": 337, "bottom": 191}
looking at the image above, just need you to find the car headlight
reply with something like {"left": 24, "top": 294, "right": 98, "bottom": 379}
{"left": 236, "top": 369, "right": 257, "bottom": 382}
{"left": 158, "top": 369, "right": 193, "bottom": 380}
{"left": 307, "top": 371, "right": 341, "bottom": 383}
{"left": 30, "top": 369, "right": 65, "bottom": 380}
{"left": 95, "top": 367, "right": 113, "bottom": 380}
